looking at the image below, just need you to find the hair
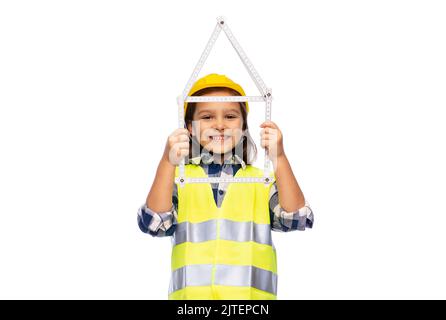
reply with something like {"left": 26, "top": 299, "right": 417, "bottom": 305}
{"left": 184, "top": 87, "right": 257, "bottom": 165}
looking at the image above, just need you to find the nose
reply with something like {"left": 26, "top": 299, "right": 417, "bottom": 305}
{"left": 214, "top": 115, "right": 226, "bottom": 131}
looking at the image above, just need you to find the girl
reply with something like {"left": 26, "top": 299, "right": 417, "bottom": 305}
{"left": 138, "top": 73, "right": 314, "bottom": 300}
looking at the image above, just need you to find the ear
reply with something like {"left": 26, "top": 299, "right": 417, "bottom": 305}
{"left": 186, "top": 122, "right": 193, "bottom": 135}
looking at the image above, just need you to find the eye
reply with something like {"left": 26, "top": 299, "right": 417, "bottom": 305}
{"left": 226, "top": 114, "right": 238, "bottom": 119}
{"left": 201, "top": 115, "right": 212, "bottom": 120}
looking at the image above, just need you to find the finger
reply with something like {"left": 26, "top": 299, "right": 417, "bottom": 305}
{"left": 174, "top": 146, "right": 189, "bottom": 157}
{"left": 268, "top": 131, "right": 279, "bottom": 138}
{"left": 260, "top": 128, "right": 271, "bottom": 136}
{"left": 261, "top": 131, "right": 277, "bottom": 139}
{"left": 173, "top": 128, "right": 190, "bottom": 137}
{"left": 260, "top": 127, "right": 278, "bottom": 134}
{"left": 176, "top": 141, "right": 189, "bottom": 149}
{"left": 171, "top": 133, "right": 190, "bottom": 145}
{"left": 179, "top": 149, "right": 189, "bottom": 157}
{"left": 268, "top": 120, "right": 279, "bottom": 128}
{"left": 177, "top": 134, "right": 190, "bottom": 142}
{"left": 260, "top": 132, "right": 269, "bottom": 139}
{"left": 261, "top": 134, "right": 274, "bottom": 141}
{"left": 169, "top": 130, "right": 186, "bottom": 142}
{"left": 259, "top": 120, "right": 278, "bottom": 129}
{"left": 171, "top": 128, "right": 184, "bottom": 136}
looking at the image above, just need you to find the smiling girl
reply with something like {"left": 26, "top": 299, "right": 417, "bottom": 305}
{"left": 138, "top": 73, "right": 314, "bottom": 300}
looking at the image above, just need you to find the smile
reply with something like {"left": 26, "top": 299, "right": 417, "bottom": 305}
{"left": 210, "top": 135, "right": 231, "bottom": 142}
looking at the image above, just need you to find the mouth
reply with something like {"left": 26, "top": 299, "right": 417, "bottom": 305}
{"left": 209, "top": 135, "right": 232, "bottom": 142}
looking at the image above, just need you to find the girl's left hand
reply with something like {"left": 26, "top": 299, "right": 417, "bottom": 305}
{"left": 260, "top": 120, "right": 285, "bottom": 165}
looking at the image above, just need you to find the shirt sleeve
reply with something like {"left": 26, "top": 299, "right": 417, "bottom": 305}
{"left": 137, "top": 184, "right": 178, "bottom": 237}
{"left": 269, "top": 182, "right": 314, "bottom": 232}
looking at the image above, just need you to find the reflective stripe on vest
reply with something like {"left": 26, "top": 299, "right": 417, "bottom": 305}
{"left": 169, "top": 264, "right": 277, "bottom": 295}
{"left": 171, "top": 164, "right": 277, "bottom": 300}
{"left": 174, "top": 219, "right": 272, "bottom": 246}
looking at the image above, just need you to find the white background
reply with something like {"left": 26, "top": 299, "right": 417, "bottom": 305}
{"left": 1, "top": 1, "right": 445, "bottom": 299}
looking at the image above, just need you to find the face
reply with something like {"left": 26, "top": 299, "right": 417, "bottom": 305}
{"left": 187, "top": 89, "right": 244, "bottom": 155}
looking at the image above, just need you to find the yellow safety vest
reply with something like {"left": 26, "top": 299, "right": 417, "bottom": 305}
{"left": 169, "top": 164, "right": 278, "bottom": 300}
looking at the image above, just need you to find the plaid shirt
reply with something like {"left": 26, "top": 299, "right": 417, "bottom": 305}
{"left": 138, "top": 152, "right": 314, "bottom": 236}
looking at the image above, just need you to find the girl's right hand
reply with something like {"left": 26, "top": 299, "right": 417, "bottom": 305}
{"left": 164, "top": 128, "right": 190, "bottom": 166}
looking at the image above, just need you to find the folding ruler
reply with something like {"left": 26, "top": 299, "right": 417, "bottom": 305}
{"left": 175, "top": 16, "right": 274, "bottom": 187}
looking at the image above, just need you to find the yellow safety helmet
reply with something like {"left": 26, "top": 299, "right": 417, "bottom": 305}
{"left": 184, "top": 73, "right": 249, "bottom": 114}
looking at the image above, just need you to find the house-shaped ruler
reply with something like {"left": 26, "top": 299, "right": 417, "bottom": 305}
{"left": 176, "top": 16, "right": 274, "bottom": 187}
